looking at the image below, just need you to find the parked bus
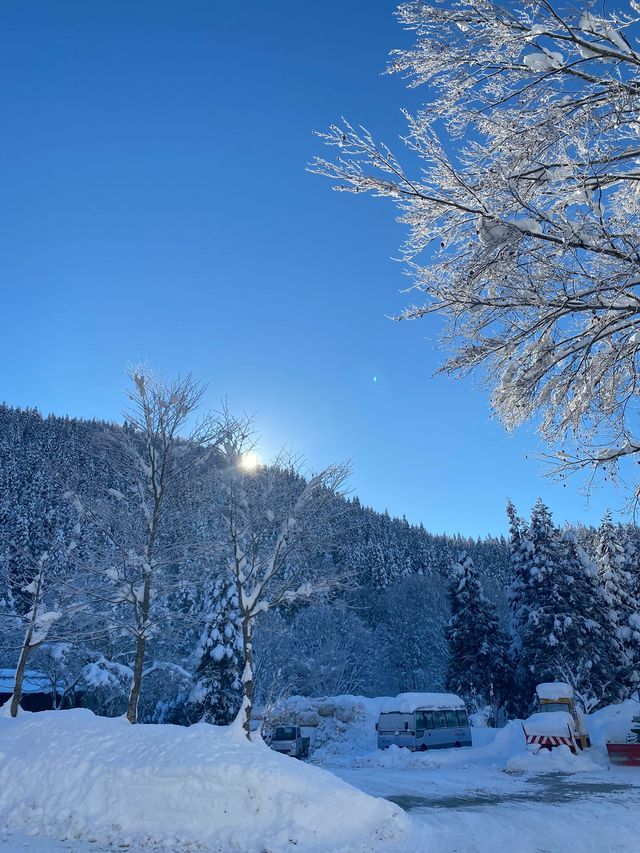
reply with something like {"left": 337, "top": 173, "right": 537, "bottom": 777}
{"left": 376, "top": 693, "right": 472, "bottom": 751}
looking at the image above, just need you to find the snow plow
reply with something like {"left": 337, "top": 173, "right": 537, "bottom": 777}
{"left": 522, "top": 683, "right": 590, "bottom": 755}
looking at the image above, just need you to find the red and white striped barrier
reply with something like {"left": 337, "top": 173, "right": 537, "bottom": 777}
{"left": 522, "top": 724, "right": 577, "bottom": 754}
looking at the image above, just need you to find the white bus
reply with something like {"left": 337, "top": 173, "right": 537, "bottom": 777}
{"left": 376, "top": 693, "right": 472, "bottom": 751}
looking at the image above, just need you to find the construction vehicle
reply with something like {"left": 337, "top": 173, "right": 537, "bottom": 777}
{"left": 522, "top": 682, "right": 590, "bottom": 754}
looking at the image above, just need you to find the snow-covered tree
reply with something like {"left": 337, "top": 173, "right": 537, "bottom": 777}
{"left": 314, "top": 1, "right": 640, "bottom": 493}
{"left": 510, "top": 499, "right": 566, "bottom": 705}
{"left": 187, "top": 574, "right": 243, "bottom": 725}
{"left": 557, "top": 531, "right": 626, "bottom": 710}
{"left": 0, "top": 533, "right": 89, "bottom": 717}
{"left": 258, "top": 604, "right": 379, "bottom": 698}
{"left": 445, "top": 552, "right": 510, "bottom": 723}
{"left": 77, "top": 367, "right": 218, "bottom": 723}
{"left": 509, "top": 500, "right": 626, "bottom": 710}
{"left": 214, "top": 412, "right": 350, "bottom": 737}
{"left": 595, "top": 510, "right": 640, "bottom": 688}
{"left": 377, "top": 573, "right": 450, "bottom": 694}
{"left": 506, "top": 500, "right": 533, "bottom": 666}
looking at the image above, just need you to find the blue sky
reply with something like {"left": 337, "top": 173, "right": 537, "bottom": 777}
{"left": 0, "top": 0, "right": 626, "bottom": 537}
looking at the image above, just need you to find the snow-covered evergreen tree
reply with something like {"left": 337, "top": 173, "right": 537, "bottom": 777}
{"left": 595, "top": 511, "right": 640, "bottom": 691}
{"left": 187, "top": 574, "right": 243, "bottom": 725}
{"left": 506, "top": 500, "right": 532, "bottom": 662}
{"left": 557, "top": 532, "right": 625, "bottom": 710}
{"left": 509, "top": 500, "right": 626, "bottom": 711}
{"left": 509, "top": 499, "right": 568, "bottom": 708}
{"left": 445, "top": 552, "right": 510, "bottom": 723}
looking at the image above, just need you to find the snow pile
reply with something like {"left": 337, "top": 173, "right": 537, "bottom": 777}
{"left": 268, "top": 694, "right": 383, "bottom": 757}
{"left": 588, "top": 698, "right": 640, "bottom": 747}
{"left": 505, "top": 744, "right": 599, "bottom": 774}
{"left": 0, "top": 709, "right": 409, "bottom": 852}
{"left": 521, "top": 711, "right": 575, "bottom": 736}
{"left": 350, "top": 720, "right": 526, "bottom": 770}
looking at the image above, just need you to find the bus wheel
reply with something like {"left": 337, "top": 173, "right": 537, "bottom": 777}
{"left": 419, "top": 744, "right": 427, "bottom": 752}
{"left": 455, "top": 741, "right": 461, "bottom": 748}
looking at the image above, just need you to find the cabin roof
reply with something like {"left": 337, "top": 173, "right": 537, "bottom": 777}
{"left": 0, "top": 668, "right": 52, "bottom": 695}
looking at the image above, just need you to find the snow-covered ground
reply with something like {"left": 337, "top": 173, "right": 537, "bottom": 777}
{"left": 4, "top": 698, "right": 640, "bottom": 852}
{"left": 0, "top": 706, "right": 407, "bottom": 853}
{"left": 303, "top": 694, "right": 640, "bottom": 852}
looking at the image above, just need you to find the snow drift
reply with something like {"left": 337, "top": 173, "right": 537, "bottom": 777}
{"left": 0, "top": 708, "right": 408, "bottom": 852}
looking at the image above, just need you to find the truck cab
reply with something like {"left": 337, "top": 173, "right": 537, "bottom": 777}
{"left": 268, "top": 725, "right": 310, "bottom": 759}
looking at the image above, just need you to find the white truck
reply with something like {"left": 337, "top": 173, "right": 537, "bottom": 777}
{"left": 268, "top": 725, "right": 310, "bottom": 759}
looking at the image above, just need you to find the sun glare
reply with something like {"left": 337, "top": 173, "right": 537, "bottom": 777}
{"left": 239, "top": 451, "right": 260, "bottom": 472}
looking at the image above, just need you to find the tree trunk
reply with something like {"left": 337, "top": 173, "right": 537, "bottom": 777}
{"left": 240, "top": 612, "right": 253, "bottom": 738}
{"left": 10, "top": 628, "right": 34, "bottom": 718}
{"left": 126, "top": 573, "right": 151, "bottom": 724}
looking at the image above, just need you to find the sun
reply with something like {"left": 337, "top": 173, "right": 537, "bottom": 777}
{"left": 239, "top": 451, "right": 260, "bottom": 472}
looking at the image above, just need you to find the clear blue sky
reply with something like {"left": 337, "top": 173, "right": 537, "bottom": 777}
{"left": 0, "top": 0, "right": 626, "bottom": 537}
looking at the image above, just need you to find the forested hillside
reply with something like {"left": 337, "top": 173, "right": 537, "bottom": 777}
{"left": 2, "top": 402, "right": 639, "bottom": 723}
{"left": 0, "top": 404, "right": 509, "bottom": 718}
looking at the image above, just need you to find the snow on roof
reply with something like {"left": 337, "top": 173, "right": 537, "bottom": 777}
{"left": 536, "top": 682, "right": 573, "bottom": 700}
{"left": 0, "top": 668, "right": 51, "bottom": 695}
{"left": 378, "top": 692, "right": 465, "bottom": 714}
{"left": 523, "top": 711, "right": 576, "bottom": 737}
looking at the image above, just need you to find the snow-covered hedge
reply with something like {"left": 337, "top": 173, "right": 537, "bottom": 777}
{"left": 0, "top": 708, "right": 408, "bottom": 852}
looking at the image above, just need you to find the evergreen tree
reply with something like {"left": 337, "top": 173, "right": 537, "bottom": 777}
{"left": 445, "top": 551, "right": 510, "bottom": 724}
{"left": 509, "top": 501, "right": 625, "bottom": 711}
{"left": 187, "top": 574, "right": 243, "bottom": 725}
{"left": 595, "top": 511, "right": 639, "bottom": 692}
{"left": 506, "top": 500, "right": 532, "bottom": 662}
{"left": 557, "top": 532, "right": 625, "bottom": 709}
{"left": 515, "top": 499, "right": 565, "bottom": 698}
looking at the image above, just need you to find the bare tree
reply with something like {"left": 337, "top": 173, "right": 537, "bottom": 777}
{"left": 77, "top": 366, "right": 219, "bottom": 723}
{"left": 313, "top": 0, "right": 640, "bottom": 496}
{"left": 214, "top": 413, "right": 351, "bottom": 736}
{"left": 0, "top": 539, "right": 90, "bottom": 717}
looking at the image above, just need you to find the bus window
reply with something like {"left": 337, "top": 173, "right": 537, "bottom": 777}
{"left": 456, "top": 710, "right": 469, "bottom": 726}
{"left": 445, "top": 710, "right": 459, "bottom": 728}
{"left": 432, "top": 710, "right": 447, "bottom": 728}
{"left": 416, "top": 711, "right": 435, "bottom": 731}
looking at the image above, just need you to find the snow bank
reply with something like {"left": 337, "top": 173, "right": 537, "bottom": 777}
{"left": 505, "top": 744, "right": 599, "bottom": 775}
{"left": 267, "top": 695, "right": 386, "bottom": 759}
{"left": 522, "top": 711, "right": 575, "bottom": 736}
{"left": 349, "top": 720, "right": 526, "bottom": 770}
{"left": 588, "top": 698, "right": 640, "bottom": 747}
{"left": 0, "top": 709, "right": 408, "bottom": 852}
